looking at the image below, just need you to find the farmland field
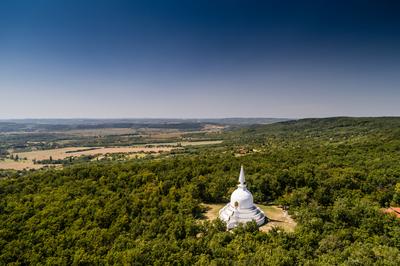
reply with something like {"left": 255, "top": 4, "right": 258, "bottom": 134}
{"left": 0, "top": 159, "right": 43, "bottom": 170}
{"left": 0, "top": 140, "right": 223, "bottom": 170}
{"left": 13, "top": 146, "right": 176, "bottom": 161}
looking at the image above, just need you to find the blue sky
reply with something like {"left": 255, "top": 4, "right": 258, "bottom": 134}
{"left": 1, "top": 0, "right": 400, "bottom": 118}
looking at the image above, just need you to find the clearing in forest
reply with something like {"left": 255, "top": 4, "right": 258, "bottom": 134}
{"left": 201, "top": 203, "right": 297, "bottom": 233}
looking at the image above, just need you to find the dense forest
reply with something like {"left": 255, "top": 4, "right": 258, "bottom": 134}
{"left": 1, "top": 117, "right": 400, "bottom": 265}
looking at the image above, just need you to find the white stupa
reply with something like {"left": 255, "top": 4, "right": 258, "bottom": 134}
{"left": 219, "top": 166, "right": 266, "bottom": 229}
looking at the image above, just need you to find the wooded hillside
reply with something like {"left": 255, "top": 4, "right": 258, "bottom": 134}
{"left": 1, "top": 117, "right": 400, "bottom": 265}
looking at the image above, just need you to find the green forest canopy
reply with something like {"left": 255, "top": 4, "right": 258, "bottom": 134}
{"left": 1, "top": 117, "right": 400, "bottom": 265}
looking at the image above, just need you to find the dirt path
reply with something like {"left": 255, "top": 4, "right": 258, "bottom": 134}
{"left": 202, "top": 203, "right": 225, "bottom": 220}
{"left": 258, "top": 205, "right": 297, "bottom": 233}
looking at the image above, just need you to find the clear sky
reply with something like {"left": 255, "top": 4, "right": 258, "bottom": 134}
{"left": 1, "top": 0, "right": 400, "bottom": 118}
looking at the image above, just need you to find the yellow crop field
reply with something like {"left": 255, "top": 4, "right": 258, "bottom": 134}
{"left": 14, "top": 146, "right": 175, "bottom": 161}
{"left": 0, "top": 140, "right": 223, "bottom": 170}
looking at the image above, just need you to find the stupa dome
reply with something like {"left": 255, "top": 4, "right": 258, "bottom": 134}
{"left": 219, "top": 166, "right": 266, "bottom": 229}
{"left": 230, "top": 187, "right": 253, "bottom": 209}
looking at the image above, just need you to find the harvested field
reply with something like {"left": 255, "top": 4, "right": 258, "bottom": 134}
{"left": 137, "top": 128, "right": 183, "bottom": 139}
{"left": 0, "top": 159, "right": 44, "bottom": 170}
{"left": 2, "top": 140, "right": 223, "bottom": 170}
{"left": 144, "top": 140, "right": 223, "bottom": 147}
{"left": 14, "top": 146, "right": 175, "bottom": 161}
{"left": 180, "top": 140, "right": 222, "bottom": 146}
{"left": 202, "top": 124, "right": 225, "bottom": 132}
{"left": 54, "top": 128, "right": 137, "bottom": 136}
{"left": 14, "top": 140, "right": 222, "bottom": 161}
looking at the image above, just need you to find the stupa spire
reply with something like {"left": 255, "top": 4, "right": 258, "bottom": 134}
{"left": 238, "top": 165, "right": 246, "bottom": 188}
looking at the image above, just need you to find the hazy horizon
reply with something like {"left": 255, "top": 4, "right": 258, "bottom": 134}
{"left": 1, "top": 1, "right": 400, "bottom": 118}
{"left": 1, "top": 116, "right": 399, "bottom": 122}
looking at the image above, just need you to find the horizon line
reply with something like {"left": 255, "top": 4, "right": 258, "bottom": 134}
{"left": 1, "top": 116, "right": 399, "bottom": 121}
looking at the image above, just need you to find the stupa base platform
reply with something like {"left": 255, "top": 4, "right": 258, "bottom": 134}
{"left": 219, "top": 203, "right": 265, "bottom": 229}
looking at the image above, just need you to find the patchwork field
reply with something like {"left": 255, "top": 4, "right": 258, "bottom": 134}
{"left": 0, "top": 140, "right": 223, "bottom": 170}
{"left": 13, "top": 146, "right": 175, "bottom": 161}
{"left": 145, "top": 140, "right": 223, "bottom": 147}
{"left": 52, "top": 128, "right": 137, "bottom": 136}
